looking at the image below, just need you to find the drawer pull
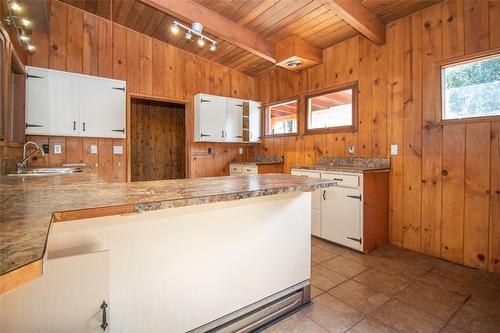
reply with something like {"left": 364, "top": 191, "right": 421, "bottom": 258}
{"left": 333, "top": 178, "right": 343, "bottom": 181}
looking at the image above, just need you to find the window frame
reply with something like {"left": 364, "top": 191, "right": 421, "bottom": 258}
{"left": 438, "top": 50, "right": 500, "bottom": 125}
{"left": 263, "top": 97, "right": 299, "bottom": 138}
{"left": 304, "top": 82, "right": 358, "bottom": 135}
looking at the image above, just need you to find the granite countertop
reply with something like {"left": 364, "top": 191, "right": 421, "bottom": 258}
{"left": 291, "top": 157, "right": 391, "bottom": 174}
{"left": 233, "top": 156, "right": 284, "bottom": 166}
{"left": 0, "top": 173, "right": 335, "bottom": 277}
{"left": 233, "top": 161, "right": 283, "bottom": 166}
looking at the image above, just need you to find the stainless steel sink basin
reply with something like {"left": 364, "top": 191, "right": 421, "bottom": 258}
{"left": 8, "top": 167, "right": 82, "bottom": 176}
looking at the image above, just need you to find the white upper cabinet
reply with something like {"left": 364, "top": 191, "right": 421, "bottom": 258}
{"left": 194, "top": 94, "right": 226, "bottom": 142}
{"left": 26, "top": 66, "right": 80, "bottom": 136}
{"left": 249, "top": 100, "right": 261, "bottom": 143}
{"left": 225, "top": 98, "right": 244, "bottom": 142}
{"left": 194, "top": 93, "right": 262, "bottom": 143}
{"left": 79, "top": 76, "right": 126, "bottom": 138}
{"left": 25, "top": 66, "right": 126, "bottom": 138}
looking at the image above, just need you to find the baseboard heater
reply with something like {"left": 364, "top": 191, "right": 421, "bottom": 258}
{"left": 188, "top": 281, "right": 311, "bottom": 333}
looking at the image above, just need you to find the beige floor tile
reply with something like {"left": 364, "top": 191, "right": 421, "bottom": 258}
{"left": 449, "top": 303, "right": 500, "bottom": 333}
{"left": 346, "top": 318, "right": 398, "bottom": 333}
{"left": 311, "top": 264, "right": 349, "bottom": 291}
{"left": 263, "top": 312, "right": 328, "bottom": 333}
{"left": 310, "top": 285, "right": 324, "bottom": 299}
{"left": 370, "top": 299, "right": 445, "bottom": 333}
{"left": 321, "top": 256, "right": 369, "bottom": 278}
{"left": 353, "top": 269, "right": 412, "bottom": 296}
{"left": 395, "top": 282, "right": 466, "bottom": 320}
{"left": 328, "top": 280, "right": 391, "bottom": 314}
{"left": 311, "top": 237, "right": 351, "bottom": 255}
{"left": 439, "top": 324, "right": 468, "bottom": 333}
{"left": 340, "top": 251, "right": 387, "bottom": 268}
{"left": 302, "top": 293, "right": 363, "bottom": 333}
{"left": 311, "top": 245, "right": 339, "bottom": 264}
{"left": 415, "top": 272, "right": 474, "bottom": 297}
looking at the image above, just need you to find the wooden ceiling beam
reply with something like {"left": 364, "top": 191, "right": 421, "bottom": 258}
{"left": 139, "top": 0, "right": 276, "bottom": 63}
{"left": 320, "top": 0, "right": 385, "bottom": 44}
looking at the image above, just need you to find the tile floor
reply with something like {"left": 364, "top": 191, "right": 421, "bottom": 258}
{"left": 263, "top": 237, "right": 500, "bottom": 333}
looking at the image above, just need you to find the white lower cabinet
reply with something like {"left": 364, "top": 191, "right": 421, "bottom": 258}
{"left": 292, "top": 168, "right": 389, "bottom": 253}
{"left": 0, "top": 251, "right": 110, "bottom": 333}
{"left": 229, "top": 163, "right": 258, "bottom": 175}
{"left": 321, "top": 186, "right": 362, "bottom": 251}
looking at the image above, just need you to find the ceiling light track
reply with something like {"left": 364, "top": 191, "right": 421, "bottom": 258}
{"left": 170, "top": 20, "right": 217, "bottom": 51}
{"left": 3, "top": 0, "right": 36, "bottom": 54}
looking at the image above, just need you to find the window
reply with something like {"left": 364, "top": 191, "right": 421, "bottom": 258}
{"left": 306, "top": 84, "right": 357, "bottom": 132}
{"left": 441, "top": 53, "right": 500, "bottom": 121}
{"left": 265, "top": 99, "right": 298, "bottom": 136}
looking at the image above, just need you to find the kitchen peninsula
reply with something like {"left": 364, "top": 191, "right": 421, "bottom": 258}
{"left": 0, "top": 172, "right": 335, "bottom": 332}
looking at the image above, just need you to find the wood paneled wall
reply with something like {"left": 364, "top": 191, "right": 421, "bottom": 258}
{"left": 27, "top": 0, "right": 257, "bottom": 180}
{"left": 26, "top": 135, "right": 126, "bottom": 183}
{"left": 255, "top": 0, "right": 500, "bottom": 274}
{"left": 130, "top": 99, "right": 185, "bottom": 181}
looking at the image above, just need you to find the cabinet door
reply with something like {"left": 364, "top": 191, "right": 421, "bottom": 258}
{"left": 0, "top": 251, "right": 110, "bottom": 333}
{"left": 225, "top": 98, "right": 244, "bottom": 142}
{"left": 79, "top": 76, "right": 126, "bottom": 138}
{"left": 248, "top": 101, "right": 261, "bottom": 142}
{"left": 26, "top": 66, "right": 80, "bottom": 136}
{"left": 321, "top": 187, "right": 362, "bottom": 250}
{"left": 198, "top": 94, "right": 226, "bottom": 142}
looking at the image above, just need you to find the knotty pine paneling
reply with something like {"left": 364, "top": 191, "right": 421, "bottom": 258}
{"left": 28, "top": 0, "right": 257, "bottom": 181}
{"left": 255, "top": 0, "right": 500, "bottom": 274}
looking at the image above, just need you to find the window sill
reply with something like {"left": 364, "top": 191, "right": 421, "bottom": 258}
{"left": 438, "top": 115, "right": 500, "bottom": 125}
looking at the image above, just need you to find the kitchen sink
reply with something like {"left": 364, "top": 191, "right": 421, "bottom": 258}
{"left": 8, "top": 167, "right": 82, "bottom": 176}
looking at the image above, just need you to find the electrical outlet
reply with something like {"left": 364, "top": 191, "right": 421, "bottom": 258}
{"left": 54, "top": 144, "right": 62, "bottom": 154}
{"left": 113, "top": 145, "right": 123, "bottom": 154}
{"left": 348, "top": 145, "right": 355, "bottom": 155}
{"left": 90, "top": 145, "right": 98, "bottom": 154}
{"left": 390, "top": 144, "right": 398, "bottom": 155}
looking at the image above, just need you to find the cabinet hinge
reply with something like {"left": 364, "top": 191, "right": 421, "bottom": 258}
{"left": 112, "top": 129, "right": 125, "bottom": 133}
{"left": 201, "top": 99, "right": 211, "bottom": 103}
{"left": 200, "top": 133, "right": 211, "bottom": 137}
{"left": 112, "top": 87, "right": 125, "bottom": 92}
{"left": 27, "top": 74, "right": 44, "bottom": 79}
{"left": 347, "top": 237, "right": 362, "bottom": 244}
{"left": 26, "top": 123, "right": 43, "bottom": 128}
{"left": 346, "top": 194, "right": 362, "bottom": 201}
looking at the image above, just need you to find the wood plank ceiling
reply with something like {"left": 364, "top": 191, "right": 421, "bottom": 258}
{"left": 58, "top": 0, "right": 442, "bottom": 76}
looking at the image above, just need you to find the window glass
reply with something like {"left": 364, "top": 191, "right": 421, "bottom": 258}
{"left": 265, "top": 99, "right": 297, "bottom": 135}
{"left": 307, "top": 87, "right": 355, "bottom": 130}
{"left": 442, "top": 54, "right": 500, "bottom": 120}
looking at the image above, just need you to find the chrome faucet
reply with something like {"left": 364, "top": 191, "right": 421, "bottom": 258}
{"left": 17, "top": 141, "right": 45, "bottom": 173}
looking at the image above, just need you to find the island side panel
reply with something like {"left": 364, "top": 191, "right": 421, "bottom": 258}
{"left": 46, "top": 191, "right": 311, "bottom": 332}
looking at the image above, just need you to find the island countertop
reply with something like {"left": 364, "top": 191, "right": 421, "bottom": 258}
{"left": 0, "top": 173, "right": 335, "bottom": 281}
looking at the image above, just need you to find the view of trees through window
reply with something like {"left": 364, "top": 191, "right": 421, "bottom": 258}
{"left": 265, "top": 99, "right": 298, "bottom": 136}
{"left": 443, "top": 54, "right": 500, "bottom": 120}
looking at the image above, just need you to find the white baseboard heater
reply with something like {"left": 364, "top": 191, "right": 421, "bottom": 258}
{"left": 188, "top": 281, "right": 311, "bottom": 333}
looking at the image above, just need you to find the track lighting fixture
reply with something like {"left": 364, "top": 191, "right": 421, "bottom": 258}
{"left": 170, "top": 20, "right": 217, "bottom": 52}
{"left": 4, "top": 0, "right": 36, "bottom": 54}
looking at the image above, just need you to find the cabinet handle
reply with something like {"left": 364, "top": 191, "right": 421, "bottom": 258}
{"left": 112, "top": 129, "right": 125, "bottom": 133}
{"left": 200, "top": 133, "right": 211, "bottom": 137}
{"left": 236, "top": 104, "right": 243, "bottom": 107}
{"left": 346, "top": 194, "right": 362, "bottom": 201}
{"left": 26, "top": 74, "right": 44, "bottom": 79}
{"left": 83, "top": 122, "right": 86, "bottom": 132}
{"left": 112, "top": 86, "right": 125, "bottom": 92}
{"left": 201, "top": 99, "right": 211, "bottom": 103}
{"left": 73, "top": 121, "right": 76, "bottom": 131}
{"left": 100, "top": 301, "right": 108, "bottom": 331}
{"left": 25, "top": 123, "right": 43, "bottom": 128}
{"left": 347, "top": 236, "right": 362, "bottom": 243}
{"left": 323, "top": 190, "right": 326, "bottom": 200}
{"left": 221, "top": 130, "right": 225, "bottom": 138}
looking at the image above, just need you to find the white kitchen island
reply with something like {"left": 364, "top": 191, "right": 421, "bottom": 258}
{"left": 1, "top": 174, "right": 335, "bottom": 333}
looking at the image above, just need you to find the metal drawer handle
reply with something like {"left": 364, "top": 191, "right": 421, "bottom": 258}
{"left": 100, "top": 301, "right": 108, "bottom": 331}
{"left": 83, "top": 122, "right": 86, "bottom": 131}
{"left": 73, "top": 121, "right": 76, "bottom": 131}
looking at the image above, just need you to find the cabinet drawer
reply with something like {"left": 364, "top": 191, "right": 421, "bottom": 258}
{"left": 321, "top": 172, "right": 359, "bottom": 188}
{"left": 291, "top": 169, "right": 321, "bottom": 178}
{"left": 230, "top": 165, "right": 242, "bottom": 174}
{"left": 242, "top": 166, "right": 258, "bottom": 174}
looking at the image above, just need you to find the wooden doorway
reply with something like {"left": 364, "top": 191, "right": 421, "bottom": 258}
{"left": 130, "top": 98, "right": 186, "bottom": 181}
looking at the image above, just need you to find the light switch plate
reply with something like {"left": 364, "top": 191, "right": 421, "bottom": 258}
{"left": 239, "top": 148, "right": 244, "bottom": 155}
{"left": 54, "top": 144, "right": 62, "bottom": 154}
{"left": 90, "top": 145, "right": 98, "bottom": 154}
{"left": 390, "top": 144, "right": 398, "bottom": 155}
{"left": 113, "top": 145, "right": 123, "bottom": 154}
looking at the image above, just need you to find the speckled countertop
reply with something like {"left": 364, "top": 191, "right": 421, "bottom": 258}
{"left": 0, "top": 173, "right": 335, "bottom": 276}
{"left": 292, "top": 157, "right": 391, "bottom": 174}
{"left": 232, "top": 155, "right": 284, "bottom": 166}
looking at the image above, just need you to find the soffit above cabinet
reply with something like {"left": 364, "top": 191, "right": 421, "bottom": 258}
{"left": 54, "top": 0, "right": 442, "bottom": 77}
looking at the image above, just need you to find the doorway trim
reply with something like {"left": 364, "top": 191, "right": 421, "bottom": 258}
{"left": 126, "top": 93, "right": 190, "bottom": 183}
